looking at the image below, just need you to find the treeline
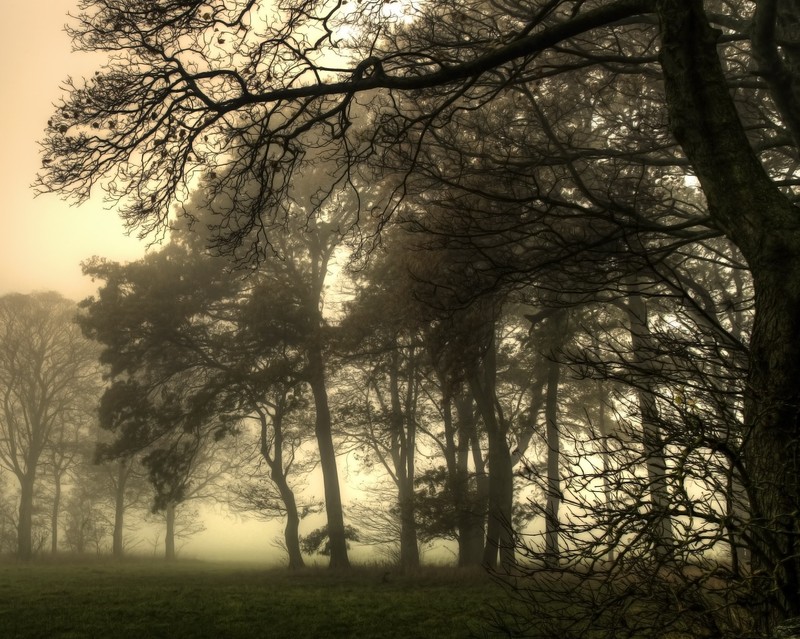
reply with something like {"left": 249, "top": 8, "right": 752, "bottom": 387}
{"left": 25, "top": 0, "right": 800, "bottom": 636}
{"left": 0, "top": 292, "right": 233, "bottom": 559}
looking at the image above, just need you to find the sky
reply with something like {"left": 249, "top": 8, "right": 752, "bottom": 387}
{"left": 0, "top": 1, "right": 148, "bottom": 302}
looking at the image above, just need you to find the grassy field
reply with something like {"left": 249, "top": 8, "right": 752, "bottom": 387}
{"left": 0, "top": 559, "right": 507, "bottom": 639}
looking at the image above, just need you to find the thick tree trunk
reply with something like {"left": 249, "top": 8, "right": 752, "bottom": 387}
{"left": 274, "top": 474, "right": 305, "bottom": 570}
{"left": 657, "top": 0, "right": 800, "bottom": 625}
{"left": 388, "top": 349, "right": 420, "bottom": 571}
{"left": 544, "top": 358, "right": 561, "bottom": 567}
{"left": 397, "top": 482, "right": 420, "bottom": 570}
{"left": 113, "top": 460, "right": 128, "bottom": 559}
{"left": 454, "top": 392, "right": 486, "bottom": 567}
{"left": 481, "top": 427, "right": 514, "bottom": 570}
{"left": 17, "top": 475, "right": 35, "bottom": 560}
{"left": 469, "top": 334, "right": 514, "bottom": 570}
{"left": 307, "top": 345, "right": 350, "bottom": 569}
{"left": 165, "top": 502, "right": 176, "bottom": 561}
{"left": 745, "top": 272, "right": 800, "bottom": 621}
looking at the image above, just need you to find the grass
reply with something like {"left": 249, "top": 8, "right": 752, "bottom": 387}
{"left": 0, "top": 559, "right": 506, "bottom": 639}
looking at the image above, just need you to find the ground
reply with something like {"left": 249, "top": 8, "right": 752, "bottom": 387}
{"left": 0, "top": 558, "right": 504, "bottom": 638}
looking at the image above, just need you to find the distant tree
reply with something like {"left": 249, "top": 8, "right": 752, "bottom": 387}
{"left": 155, "top": 429, "right": 244, "bottom": 561}
{"left": 104, "top": 456, "right": 150, "bottom": 558}
{"left": 63, "top": 471, "right": 112, "bottom": 555}
{"left": 63, "top": 450, "right": 151, "bottom": 557}
{"left": 96, "top": 374, "right": 247, "bottom": 561}
{"left": 42, "top": 408, "right": 96, "bottom": 554}
{"left": 0, "top": 293, "right": 100, "bottom": 559}
{"left": 0, "top": 470, "right": 17, "bottom": 554}
{"left": 81, "top": 220, "right": 351, "bottom": 565}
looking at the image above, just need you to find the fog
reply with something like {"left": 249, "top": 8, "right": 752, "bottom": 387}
{"left": 0, "top": 1, "right": 147, "bottom": 301}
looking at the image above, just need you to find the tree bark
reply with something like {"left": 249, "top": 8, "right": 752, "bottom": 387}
{"left": 657, "top": 0, "right": 800, "bottom": 624}
{"left": 274, "top": 473, "right": 305, "bottom": 570}
{"left": 388, "top": 348, "right": 420, "bottom": 571}
{"left": 307, "top": 345, "right": 350, "bottom": 569}
{"left": 259, "top": 405, "right": 305, "bottom": 570}
{"left": 454, "top": 392, "right": 486, "bottom": 567}
{"left": 397, "top": 481, "right": 419, "bottom": 570}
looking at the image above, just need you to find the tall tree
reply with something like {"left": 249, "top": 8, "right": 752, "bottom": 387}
{"left": 0, "top": 292, "right": 100, "bottom": 559}
{"left": 44, "top": 411, "right": 94, "bottom": 554}
{"left": 337, "top": 249, "right": 432, "bottom": 570}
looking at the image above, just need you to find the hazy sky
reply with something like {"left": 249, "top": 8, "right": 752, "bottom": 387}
{"left": 0, "top": 1, "right": 148, "bottom": 302}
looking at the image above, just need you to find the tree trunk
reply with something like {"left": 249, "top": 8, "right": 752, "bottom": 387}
{"left": 626, "top": 293, "right": 674, "bottom": 559}
{"left": 656, "top": 0, "right": 800, "bottom": 624}
{"left": 745, "top": 271, "right": 800, "bottom": 622}
{"left": 454, "top": 392, "right": 486, "bottom": 567}
{"left": 260, "top": 405, "right": 305, "bottom": 570}
{"left": 51, "top": 475, "right": 61, "bottom": 555}
{"left": 17, "top": 474, "right": 35, "bottom": 560}
{"left": 307, "top": 345, "right": 350, "bottom": 569}
{"left": 596, "top": 381, "right": 615, "bottom": 563}
{"left": 544, "top": 358, "right": 561, "bottom": 567}
{"left": 165, "top": 502, "right": 176, "bottom": 561}
{"left": 273, "top": 471, "right": 305, "bottom": 570}
{"left": 469, "top": 333, "right": 514, "bottom": 570}
{"left": 389, "top": 348, "right": 420, "bottom": 571}
{"left": 397, "top": 481, "right": 420, "bottom": 570}
{"left": 113, "top": 461, "right": 128, "bottom": 559}
{"left": 482, "top": 426, "right": 514, "bottom": 570}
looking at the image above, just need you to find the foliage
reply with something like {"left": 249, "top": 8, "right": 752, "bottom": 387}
{"left": 300, "top": 525, "right": 361, "bottom": 557}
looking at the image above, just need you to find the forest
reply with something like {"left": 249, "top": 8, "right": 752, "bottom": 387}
{"left": 1, "top": 0, "right": 798, "bottom": 637}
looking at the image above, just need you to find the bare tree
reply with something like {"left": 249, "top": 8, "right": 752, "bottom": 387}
{"left": 0, "top": 293, "right": 100, "bottom": 559}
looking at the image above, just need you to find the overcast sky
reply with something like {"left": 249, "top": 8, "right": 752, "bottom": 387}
{"left": 0, "top": 1, "right": 148, "bottom": 302}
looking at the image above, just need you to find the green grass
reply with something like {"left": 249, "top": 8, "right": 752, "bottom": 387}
{"left": 0, "top": 559, "right": 506, "bottom": 638}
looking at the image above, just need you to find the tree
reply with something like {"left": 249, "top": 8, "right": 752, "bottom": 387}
{"left": 43, "top": 403, "right": 96, "bottom": 554}
{"left": 0, "top": 469, "right": 17, "bottom": 554}
{"left": 62, "top": 452, "right": 150, "bottom": 557}
{"left": 336, "top": 249, "right": 433, "bottom": 570}
{"left": 81, "top": 216, "right": 350, "bottom": 566}
{"left": 37, "top": 0, "right": 800, "bottom": 628}
{"left": 0, "top": 292, "right": 100, "bottom": 559}
{"left": 230, "top": 387, "right": 318, "bottom": 570}
{"left": 105, "top": 456, "right": 150, "bottom": 558}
